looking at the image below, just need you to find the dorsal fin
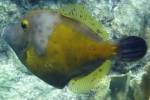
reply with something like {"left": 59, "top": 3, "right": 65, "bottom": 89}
{"left": 60, "top": 15, "right": 102, "bottom": 42}
{"left": 56, "top": 4, "right": 108, "bottom": 40}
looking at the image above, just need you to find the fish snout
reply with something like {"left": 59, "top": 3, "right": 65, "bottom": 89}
{"left": 1, "top": 23, "right": 28, "bottom": 54}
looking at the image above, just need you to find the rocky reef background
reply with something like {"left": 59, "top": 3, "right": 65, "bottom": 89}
{"left": 0, "top": 0, "right": 150, "bottom": 100}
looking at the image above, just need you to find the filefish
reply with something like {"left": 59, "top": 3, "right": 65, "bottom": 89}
{"left": 1, "top": 4, "right": 147, "bottom": 92}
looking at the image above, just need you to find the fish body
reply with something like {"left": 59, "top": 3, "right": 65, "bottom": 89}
{"left": 20, "top": 10, "right": 117, "bottom": 88}
{"left": 1, "top": 5, "right": 147, "bottom": 89}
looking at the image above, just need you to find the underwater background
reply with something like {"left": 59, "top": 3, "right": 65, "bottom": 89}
{"left": 0, "top": 0, "right": 150, "bottom": 100}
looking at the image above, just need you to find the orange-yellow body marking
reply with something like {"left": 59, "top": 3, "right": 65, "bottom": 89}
{"left": 25, "top": 17, "right": 118, "bottom": 77}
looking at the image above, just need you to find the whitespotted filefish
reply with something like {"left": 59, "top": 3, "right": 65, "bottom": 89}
{"left": 1, "top": 4, "right": 147, "bottom": 93}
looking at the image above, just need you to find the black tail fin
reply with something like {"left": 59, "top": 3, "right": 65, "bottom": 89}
{"left": 117, "top": 36, "right": 147, "bottom": 61}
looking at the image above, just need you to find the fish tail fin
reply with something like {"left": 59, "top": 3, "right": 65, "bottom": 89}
{"left": 117, "top": 36, "right": 147, "bottom": 61}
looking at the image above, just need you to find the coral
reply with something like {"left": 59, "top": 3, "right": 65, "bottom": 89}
{"left": 0, "top": 0, "right": 20, "bottom": 33}
{"left": 141, "top": 62, "right": 150, "bottom": 100}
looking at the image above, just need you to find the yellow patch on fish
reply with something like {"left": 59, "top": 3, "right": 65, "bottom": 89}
{"left": 25, "top": 17, "right": 114, "bottom": 78}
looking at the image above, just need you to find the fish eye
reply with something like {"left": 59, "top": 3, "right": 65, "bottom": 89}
{"left": 21, "top": 19, "right": 29, "bottom": 30}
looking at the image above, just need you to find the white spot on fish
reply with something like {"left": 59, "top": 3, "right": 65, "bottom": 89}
{"left": 29, "top": 12, "right": 61, "bottom": 55}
